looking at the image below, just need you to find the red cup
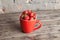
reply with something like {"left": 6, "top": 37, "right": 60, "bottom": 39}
{"left": 20, "top": 19, "right": 42, "bottom": 33}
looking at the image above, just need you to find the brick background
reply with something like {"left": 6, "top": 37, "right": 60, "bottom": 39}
{"left": 0, "top": 0, "right": 60, "bottom": 13}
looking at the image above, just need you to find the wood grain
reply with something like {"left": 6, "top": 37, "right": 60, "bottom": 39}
{"left": 0, "top": 10, "right": 60, "bottom": 40}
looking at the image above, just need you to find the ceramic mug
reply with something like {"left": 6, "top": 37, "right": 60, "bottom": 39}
{"left": 20, "top": 19, "right": 42, "bottom": 33}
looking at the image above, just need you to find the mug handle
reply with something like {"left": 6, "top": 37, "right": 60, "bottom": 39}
{"left": 34, "top": 20, "right": 42, "bottom": 30}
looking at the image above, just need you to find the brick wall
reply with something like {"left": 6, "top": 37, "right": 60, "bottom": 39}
{"left": 0, "top": 0, "right": 60, "bottom": 13}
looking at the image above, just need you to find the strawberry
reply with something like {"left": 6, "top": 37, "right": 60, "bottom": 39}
{"left": 30, "top": 17, "right": 34, "bottom": 20}
{"left": 24, "top": 15, "right": 29, "bottom": 20}
{"left": 21, "top": 15, "right": 25, "bottom": 19}
{"left": 29, "top": 13, "right": 34, "bottom": 17}
{"left": 21, "top": 10, "right": 37, "bottom": 20}
{"left": 22, "top": 10, "right": 28, "bottom": 15}
{"left": 33, "top": 13, "right": 36, "bottom": 18}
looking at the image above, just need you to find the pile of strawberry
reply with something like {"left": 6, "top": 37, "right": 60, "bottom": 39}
{"left": 20, "top": 10, "right": 36, "bottom": 20}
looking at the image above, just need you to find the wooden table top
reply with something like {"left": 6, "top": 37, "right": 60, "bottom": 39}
{"left": 0, "top": 10, "right": 60, "bottom": 40}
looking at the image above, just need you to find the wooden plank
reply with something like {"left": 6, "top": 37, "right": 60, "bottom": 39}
{"left": 0, "top": 10, "right": 60, "bottom": 40}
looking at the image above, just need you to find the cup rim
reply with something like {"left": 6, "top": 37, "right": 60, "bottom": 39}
{"left": 20, "top": 18, "right": 37, "bottom": 21}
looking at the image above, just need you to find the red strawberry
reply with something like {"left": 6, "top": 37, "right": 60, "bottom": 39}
{"left": 29, "top": 17, "right": 34, "bottom": 20}
{"left": 30, "top": 17, "right": 34, "bottom": 20}
{"left": 21, "top": 15, "right": 25, "bottom": 19}
{"left": 33, "top": 16, "right": 36, "bottom": 19}
{"left": 22, "top": 10, "right": 28, "bottom": 15}
{"left": 33, "top": 13, "right": 36, "bottom": 18}
{"left": 29, "top": 13, "right": 34, "bottom": 17}
{"left": 24, "top": 15, "right": 29, "bottom": 20}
